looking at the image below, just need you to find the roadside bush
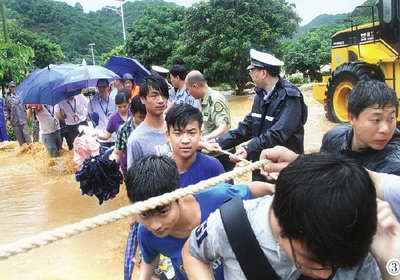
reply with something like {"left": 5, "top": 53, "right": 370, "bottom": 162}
{"left": 7, "top": 123, "right": 16, "bottom": 141}
{"left": 287, "top": 72, "right": 307, "bottom": 85}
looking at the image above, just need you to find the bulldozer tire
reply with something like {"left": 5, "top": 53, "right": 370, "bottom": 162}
{"left": 326, "top": 63, "right": 383, "bottom": 123}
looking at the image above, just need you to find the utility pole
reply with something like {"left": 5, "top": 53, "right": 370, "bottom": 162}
{"left": 105, "top": 0, "right": 127, "bottom": 44}
{"left": 0, "top": 0, "right": 8, "bottom": 42}
{"left": 88, "top": 43, "right": 96, "bottom": 65}
{"left": 0, "top": 0, "right": 8, "bottom": 93}
{"left": 119, "top": 0, "right": 127, "bottom": 43}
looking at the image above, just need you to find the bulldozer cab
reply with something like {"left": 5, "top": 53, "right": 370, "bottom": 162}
{"left": 312, "top": 0, "right": 400, "bottom": 123}
{"left": 378, "top": 0, "right": 400, "bottom": 52}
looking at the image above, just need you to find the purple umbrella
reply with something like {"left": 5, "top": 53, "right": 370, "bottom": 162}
{"left": 54, "top": 65, "right": 120, "bottom": 94}
{"left": 17, "top": 64, "right": 79, "bottom": 105}
{"left": 104, "top": 56, "right": 150, "bottom": 84}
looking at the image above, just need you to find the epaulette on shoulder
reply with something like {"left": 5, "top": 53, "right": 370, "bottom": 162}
{"left": 280, "top": 79, "right": 302, "bottom": 97}
{"left": 210, "top": 90, "right": 226, "bottom": 102}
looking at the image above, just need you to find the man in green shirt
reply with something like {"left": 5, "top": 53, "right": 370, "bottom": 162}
{"left": 186, "top": 70, "right": 233, "bottom": 171}
{"left": 185, "top": 71, "right": 231, "bottom": 141}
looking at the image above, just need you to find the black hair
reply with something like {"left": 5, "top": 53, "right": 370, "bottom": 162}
{"left": 272, "top": 153, "right": 377, "bottom": 269}
{"left": 173, "top": 57, "right": 185, "bottom": 65}
{"left": 115, "top": 91, "right": 129, "bottom": 105}
{"left": 125, "top": 155, "right": 179, "bottom": 203}
{"left": 139, "top": 74, "right": 169, "bottom": 99}
{"left": 96, "top": 78, "right": 109, "bottom": 87}
{"left": 265, "top": 65, "right": 280, "bottom": 77}
{"left": 165, "top": 103, "right": 203, "bottom": 131}
{"left": 130, "top": 95, "right": 146, "bottom": 115}
{"left": 170, "top": 64, "right": 187, "bottom": 81}
{"left": 348, "top": 80, "right": 398, "bottom": 117}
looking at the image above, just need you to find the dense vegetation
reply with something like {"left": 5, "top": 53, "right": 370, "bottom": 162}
{"left": 297, "top": 14, "right": 348, "bottom": 36}
{"left": 282, "top": 0, "right": 377, "bottom": 81}
{"left": 126, "top": 0, "right": 299, "bottom": 93}
{"left": 4, "top": 0, "right": 179, "bottom": 63}
{"left": 0, "top": 0, "right": 380, "bottom": 89}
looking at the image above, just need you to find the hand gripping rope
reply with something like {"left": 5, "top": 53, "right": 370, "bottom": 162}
{"left": 0, "top": 159, "right": 269, "bottom": 260}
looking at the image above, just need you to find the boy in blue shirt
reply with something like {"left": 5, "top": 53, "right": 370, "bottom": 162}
{"left": 124, "top": 104, "right": 225, "bottom": 279}
{"left": 166, "top": 104, "right": 225, "bottom": 187}
{"left": 123, "top": 104, "right": 274, "bottom": 279}
{"left": 125, "top": 155, "right": 274, "bottom": 280}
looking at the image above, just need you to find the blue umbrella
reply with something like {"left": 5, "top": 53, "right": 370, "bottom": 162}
{"left": 17, "top": 64, "right": 78, "bottom": 105}
{"left": 54, "top": 65, "right": 120, "bottom": 94}
{"left": 104, "top": 56, "right": 150, "bottom": 84}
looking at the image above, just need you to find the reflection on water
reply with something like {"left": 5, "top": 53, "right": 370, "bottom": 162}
{"left": 227, "top": 88, "right": 335, "bottom": 152}
{"left": 0, "top": 87, "right": 335, "bottom": 279}
{"left": 302, "top": 86, "right": 336, "bottom": 152}
{"left": 225, "top": 94, "right": 254, "bottom": 127}
{"left": 0, "top": 152, "right": 130, "bottom": 279}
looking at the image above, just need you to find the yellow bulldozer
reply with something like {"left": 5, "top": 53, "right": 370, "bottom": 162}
{"left": 312, "top": 0, "right": 400, "bottom": 123}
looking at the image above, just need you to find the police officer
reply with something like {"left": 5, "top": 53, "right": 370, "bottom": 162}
{"left": 186, "top": 70, "right": 233, "bottom": 171}
{"left": 186, "top": 70, "right": 231, "bottom": 140}
{"left": 151, "top": 65, "right": 170, "bottom": 78}
{"left": 168, "top": 64, "right": 201, "bottom": 110}
{"left": 216, "top": 49, "right": 307, "bottom": 180}
{"left": 4, "top": 81, "right": 32, "bottom": 146}
{"left": 151, "top": 65, "right": 173, "bottom": 90}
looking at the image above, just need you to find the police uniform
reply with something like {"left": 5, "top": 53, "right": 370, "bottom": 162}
{"left": 202, "top": 88, "right": 234, "bottom": 173}
{"left": 201, "top": 88, "right": 231, "bottom": 137}
{"left": 151, "top": 65, "right": 169, "bottom": 76}
{"left": 218, "top": 49, "right": 307, "bottom": 180}
{"left": 4, "top": 81, "right": 32, "bottom": 145}
{"left": 151, "top": 65, "right": 173, "bottom": 90}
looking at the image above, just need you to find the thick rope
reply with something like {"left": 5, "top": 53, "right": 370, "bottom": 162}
{"left": 0, "top": 159, "right": 268, "bottom": 260}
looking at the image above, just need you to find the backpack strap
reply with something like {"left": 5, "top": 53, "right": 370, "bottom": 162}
{"left": 220, "top": 197, "right": 281, "bottom": 280}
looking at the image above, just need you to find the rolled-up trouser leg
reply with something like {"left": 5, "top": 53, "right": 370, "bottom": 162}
{"left": 13, "top": 125, "right": 25, "bottom": 145}
{"left": 32, "top": 120, "right": 39, "bottom": 142}
{"left": 42, "top": 130, "right": 62, "bottom": 157}
{"left": 22, "top": 123, "right": 32, "bottom": 144}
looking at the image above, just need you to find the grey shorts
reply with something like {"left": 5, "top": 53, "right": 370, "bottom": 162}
{"left": 42, "top": 130, "right": 62, "bottom": 157}
{"left": 13, "top": 123, "right": 31, "bottom": 145}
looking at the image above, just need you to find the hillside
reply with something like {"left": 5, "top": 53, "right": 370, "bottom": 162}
{"left": 2, "top": 0, "right": 378, "bottom": 64}
{"left": 298, "top": 13, "right": 348, "bottom": 35}
{"left": 297, "top": 0, "right": 377, "bottom": 35}
{"left": 3, "top": 0, "right": 181, "bottom": 63}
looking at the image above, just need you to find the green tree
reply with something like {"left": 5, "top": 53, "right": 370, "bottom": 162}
{"left": 0, "top": 41, "right": 34, "bottom": 83}
{"left": 125, "top": 4, "right": 186, "bottom": 68}
{"left": 8, "top": 22, "right": 64, "bottom": 67}
{"left": 30, "top": 38, "right": 64, "bottom": 67}
{"left": 282, "top": 0, "right": 375, "bottom": 81}
{"left": 282, "top": 25, "right": 343, "bottom": 80}
{"left": 4, "top": 0, "right": 182, "bottom": 62}
{"left": 100, "top": 45, "right": 126, "bottom": 65}
{"left": 176, "top": 0, "right": 299, "bottom": 94}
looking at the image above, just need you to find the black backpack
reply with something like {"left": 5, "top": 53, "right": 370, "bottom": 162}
{"left": 220, "top": 197, "right": 281, "bottom": 280}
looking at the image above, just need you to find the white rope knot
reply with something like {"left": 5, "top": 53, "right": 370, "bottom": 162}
{"left": 0, "top": 159, "right": 269, "bottom": 260}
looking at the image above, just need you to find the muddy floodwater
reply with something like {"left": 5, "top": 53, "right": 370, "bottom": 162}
{"left": 0, "top": 87, "right": 335, "bottom": 279}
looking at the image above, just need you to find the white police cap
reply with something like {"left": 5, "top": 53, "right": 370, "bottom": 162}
{"left": 151, "top": 65, "right": 169, "bottom": 74}
{"left": 247, "top": 49, "right": 284, "bottom": 70}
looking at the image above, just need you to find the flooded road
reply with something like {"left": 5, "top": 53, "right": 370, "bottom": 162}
{"left": 0, "top": 87, "right": 335, "bottom": 279}
{"left": 226, "top": 85, "right": 335, "bottom": 152}
{"left": 0, "top": 148, "right": 130, "bottom": 279}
